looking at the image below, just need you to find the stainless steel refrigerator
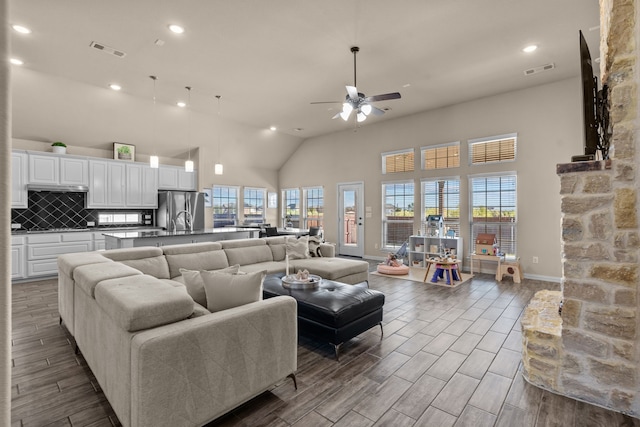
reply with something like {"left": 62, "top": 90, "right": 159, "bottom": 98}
{"left": 157, "top": 191, "right": 205, "bottom": 232}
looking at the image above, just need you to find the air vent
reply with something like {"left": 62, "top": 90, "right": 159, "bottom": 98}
{"left": 524, "top": 63, "right": 555, "bottom": 76}
{"left": 89, "top": 41, "right": 126, "bottom": 58}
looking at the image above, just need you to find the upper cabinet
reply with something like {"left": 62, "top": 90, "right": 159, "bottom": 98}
{"left": 28, "top": 153, "right": 88, "bottom": 186}
{"left": 11, "top": 151, "right": 28, "bottom": 208}
{"left": 125, "top": 163, "right": 158, "bottom": 208}
{"left": 87, "top": 160, "right": 158, "bottom": 209}
{"left": 158, "top": 165, "right": 196, "bottom": 191}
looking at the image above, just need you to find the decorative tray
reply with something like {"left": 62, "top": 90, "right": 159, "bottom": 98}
{"left": 282, "top": 274, "right": 322, "bottom": 289}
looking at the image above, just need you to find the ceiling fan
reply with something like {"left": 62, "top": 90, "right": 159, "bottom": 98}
{"left": 311, "top": 46, "right": 401, "bottom": 123}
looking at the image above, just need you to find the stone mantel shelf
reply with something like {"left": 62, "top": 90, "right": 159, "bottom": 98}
{"left": 556, "top": 159, "right": 612, "bottom": 174}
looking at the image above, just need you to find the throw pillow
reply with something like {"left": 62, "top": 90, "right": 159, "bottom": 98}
{"left": 180, "top": 264, "right": 240, "bottom": 307}
{"left": 286, "top": 235, "right": 309, "bottom": 259}
{"left": 201, "top": 270, "right": 265, "bottom": 313}
{"left": 308, "top": 235, "right": 324, "bottom": 257}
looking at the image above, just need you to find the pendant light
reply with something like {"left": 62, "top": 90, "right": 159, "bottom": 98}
{"left": 149, "top": 75, "right": 159, "bottom": 168}
{"left": 214, "top": 95, "right": 224, "bottom": 175}
{"left": 184, "top": 86, "right": 194, "bottom": 173}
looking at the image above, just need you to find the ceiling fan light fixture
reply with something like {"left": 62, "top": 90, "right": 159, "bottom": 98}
{"left": 340, "top": 103, "right": 353, "bottom": 121}
{"left": 357, "top": 111, "right": 367, "bottom": 122}
{"left": 361, "top": 104, "right": 372, "bottom": 115}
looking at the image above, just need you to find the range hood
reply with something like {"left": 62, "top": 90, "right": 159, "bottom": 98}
{"left": 27, "top": 184, "right": 89, "bottom": 192}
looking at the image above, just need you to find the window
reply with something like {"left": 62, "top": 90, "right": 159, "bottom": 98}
{"left": 470, "top": 174, "right": 517, "bottom": 256}
{"left": 469, "top": 134, "right": 517, "bottom": 164}
{"left": 98, "top": 212, "right": 142, "bottom": 225}
{"left": 212, "top": 185, "right": 239, "bottom": 228}
{"left": 243, "top": 187, "right": 265, "bottom": 225}
{"left": 382, "top": 149, "right": 415, "bottom": 174}
{"left": 303, "top": 187, "right": 324, "bottom": 229}
{"left": 382, "top": 181, "right": 414, "bottom": 249}
{"left": 422, "top": 142, "right": 460, "bottom": 170}
{"left": 282, "top": 188, "right": 300, "bottom": 228}
{"left": 422, "top": 177, "right": 460, "bottom": 236}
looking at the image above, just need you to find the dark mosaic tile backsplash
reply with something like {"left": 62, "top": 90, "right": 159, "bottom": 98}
{"left": 11, "top": 192, "right": 153, "bottom": 231}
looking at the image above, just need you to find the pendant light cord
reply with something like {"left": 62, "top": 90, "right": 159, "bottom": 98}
{"left": 186, "top": 86, "right": 192, "bottom": 162}
{"left": 216, "top": 95, "right": 221, "bottom": 162}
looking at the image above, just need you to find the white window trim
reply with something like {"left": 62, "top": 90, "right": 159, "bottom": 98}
{"left": 242, "top": 186, "right": 266, "bottom": 223}
{"left": 302, "top": 186, "right": 324, "bottom": 229}
{"left": 468, "top": 132, "right": 518, "bottom": 166}
{"left": 420, "top": 175, "right": 461, "bottom": 218}
{"left": 381, "top": 148, "right": 415, "bottom": 174}
{"left": 468, "top": 172, "right": 518, "bottom": 256}
{"left": 420, "top": 141, "right": 460, "bottom": 170}
{"left": 381, "top": 179, "right": 415, "bottom": 250}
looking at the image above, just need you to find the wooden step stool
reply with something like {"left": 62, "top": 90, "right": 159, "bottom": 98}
{"left": 496, "top": 257, "right": 522, "bottom": 283}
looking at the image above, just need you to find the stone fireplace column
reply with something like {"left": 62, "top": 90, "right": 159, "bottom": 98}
{"left": 522, "top": 0, "right": 639, "bottom": 417}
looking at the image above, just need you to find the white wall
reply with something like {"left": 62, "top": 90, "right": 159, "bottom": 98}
{"left": 279, "top": 77, "right": 583, "bottom": 280}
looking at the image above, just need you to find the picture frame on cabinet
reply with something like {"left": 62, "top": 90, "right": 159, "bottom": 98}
{"left": 203, "top": 188, "right": 213, "bottom": 207}
{"left": 113, "top": 142, "right": 135, "bottom": 162}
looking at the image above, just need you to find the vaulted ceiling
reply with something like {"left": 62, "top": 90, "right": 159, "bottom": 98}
{"left": 9, "top": 0, "right": 600, "bottom": 169}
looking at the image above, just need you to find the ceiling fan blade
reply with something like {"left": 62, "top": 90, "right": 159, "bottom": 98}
{"left": 346, "top": 85, "right": 359, "bottom": 102}
{"left": 370, "top": 106, "right": 385, "bottom": 116}
{"left": 311, "top": 101, "right": 342, "bottom": 104}
{"left": 364, "top": 92, "right": 401, "bottom": 102}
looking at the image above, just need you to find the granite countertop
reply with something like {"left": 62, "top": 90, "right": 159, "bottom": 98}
{"left": 102, "top": 227, "right": 255, "bottom": 240}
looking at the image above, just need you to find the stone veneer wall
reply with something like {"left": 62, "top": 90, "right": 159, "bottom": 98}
{"left": 522, "top": 0, "right": 639, "bottom": 416}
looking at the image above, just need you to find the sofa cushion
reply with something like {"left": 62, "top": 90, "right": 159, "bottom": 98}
{"left": 265, "top": 236, "right": 287, "bottom": 261}
{"left": 237, "top": 261, "right": 286, "bottom": 275}
{"left": 290, "top": 257, "right": 370, "bottom": 281}
{"left": 120, "top": 256, "right": 171, "bottom": 280}
{"left": 225, "top": 245, "right": 273, "bottom": 266}
{"left": 102, "top": 247, "right": 164, "bottom": 262}
{"left": 286, "top": 235, "right": 309, "bottom": 259}
{"left": 201, "top": 270, "right": 265, "bottom": 313}
{"left": 74, "top": 262, "right": 143, "bottom": 298}
{"left": 58, "top": 252, "right": 112, "bottom": 278}
{"left": 95, "top": 275, "right": 194, "bottom": 332}
{"left": 165, "top": 248, "right": 229, "bottom": 279}
{"left": 179, "top": 264, "right": 240, "bottom": 307}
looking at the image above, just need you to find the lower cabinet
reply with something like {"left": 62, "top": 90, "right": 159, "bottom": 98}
{"left": 26, "top": 233, "right": 93, "bottom": 278}
{"left": 11, "top": 236, "right": 26, "bottom": 280}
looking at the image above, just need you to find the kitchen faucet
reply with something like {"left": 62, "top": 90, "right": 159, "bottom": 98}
{"left": 175, "top": 210, "right": 193, "bottom": 232}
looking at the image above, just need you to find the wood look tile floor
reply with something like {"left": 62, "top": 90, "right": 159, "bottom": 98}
{"left": 11, "top": 273, "right": 640, "bottom": 427}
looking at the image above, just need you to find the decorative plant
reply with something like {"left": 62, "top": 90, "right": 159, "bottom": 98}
{"left": 117, "top": 145, "right": 131, "bottom": 154}
{"left": 51, "top": 141, "right": 66, "bottom": 147}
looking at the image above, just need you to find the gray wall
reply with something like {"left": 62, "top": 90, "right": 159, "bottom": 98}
{"left": 279, "top": 77, "right": 583, "bottom": 281}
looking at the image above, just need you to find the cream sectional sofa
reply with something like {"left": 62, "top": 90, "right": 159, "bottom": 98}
{"left": 57, "top": 236, "right": 369, "bottom": 427}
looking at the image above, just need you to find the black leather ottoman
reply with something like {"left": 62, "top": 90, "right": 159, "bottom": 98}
{"left": 263, "top": 273, "right": 385, "bottom": 360}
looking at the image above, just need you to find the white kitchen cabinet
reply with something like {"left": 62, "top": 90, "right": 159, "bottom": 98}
{"left": 11, "top": 236, "right": 26, "bottom": 279}
{"left": 93, "top": 231, "right": 106, "bottom": 251}
{"left": 126, "top": 163, "right": 158, "bottom": 208}
{"left": 159, "top": 165, "right": 196, "bottom": 191}
{"left": 408, "top": 235, "right": 463, "bottom": 267}
{"left": 11, "top": 151, "right": 28, "bottom": 208}
{"left": 28, "top": 153, "right": 88, "bottom": 186}
{"left": 88, "top": 160, "right": 126, "bottom": 208}
{"left": 26, "top": 232, "right": 93, "bottom": 278}
{"left": 60, "top": 156, "right": 89, "bottom": 186}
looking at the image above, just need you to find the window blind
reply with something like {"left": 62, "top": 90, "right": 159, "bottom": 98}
{"left": 470, "top": 137, "right": 516, "bottom": 164}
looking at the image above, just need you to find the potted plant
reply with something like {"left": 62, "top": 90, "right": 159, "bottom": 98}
{"left": 51, "top": 141, "right": 66, "bottom": 154}
{"left": 117, "top": 145, "right": 132, "bottom": 160}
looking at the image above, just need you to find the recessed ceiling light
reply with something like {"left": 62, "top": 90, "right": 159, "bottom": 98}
{"left": 12, "top": 25, "right": 31, "bottom": 34}
{"left": 523, "top": 45, "right": 538, "bottom": 53}
{"left": 109, "top": 83, "right": 121, "bottom": 91}
{"left": 269, "top": 126, "right": 277, "bottom": 131}
{"left": 177, "top": 101, "right": 186, "bottom": 108}
{"left": 10, "top": 58, "right": 23, "bottom": 65}
{"left": 168, "top": 24, "right": 185, "bottom": 34}
{"left": 402, "top": 83, "right": 411, "bottom": 88}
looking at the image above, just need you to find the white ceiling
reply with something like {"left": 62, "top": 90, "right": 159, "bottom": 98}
{"left": 9, "top": 0, "right": 601, "bottom": 168}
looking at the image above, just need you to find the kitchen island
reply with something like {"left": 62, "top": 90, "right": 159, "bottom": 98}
{"left": 103, "top": 227, "right": 258, "bottom": 250}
